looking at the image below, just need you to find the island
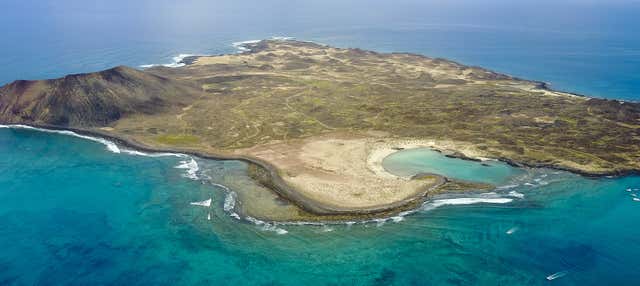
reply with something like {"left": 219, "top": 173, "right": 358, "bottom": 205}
{"left": 1, "top": 39, "right": 639, "bottom": 220}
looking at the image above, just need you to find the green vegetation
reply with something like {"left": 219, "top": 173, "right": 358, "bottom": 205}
{"left": 154, "top": 134, "right": 201, "bottom": 145}
{"left": 2, "top": 40, "right": 639, "bottom": 175}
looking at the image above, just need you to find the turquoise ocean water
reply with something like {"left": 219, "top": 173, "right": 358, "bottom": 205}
{"left": 2, "top": 0, "right": 640, "bottom": 285}
{"left": 2, "top": 127, "right": 639, "bottom": 285}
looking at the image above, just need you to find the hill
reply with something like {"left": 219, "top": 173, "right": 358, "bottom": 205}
{"left": 0, "top": 66, "right": 200, "bottom": 126}
{"left": 1, "top": 39, "right": 639, "bottom": 219}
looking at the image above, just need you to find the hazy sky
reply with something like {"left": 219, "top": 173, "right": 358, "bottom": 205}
{"left": 3, "top": 0, "right": 639, "bottom": 34}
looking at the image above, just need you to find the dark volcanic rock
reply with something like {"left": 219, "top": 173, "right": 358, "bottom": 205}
{"left": 0, "top": 66, "right": 200, "bottom": 127}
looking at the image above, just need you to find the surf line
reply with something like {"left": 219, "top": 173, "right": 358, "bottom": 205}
{"left": 2, "top": 124, "right": 247, "bottom": 221}
{"left": 0, "top": 124, "right": 205, "bottom": 181}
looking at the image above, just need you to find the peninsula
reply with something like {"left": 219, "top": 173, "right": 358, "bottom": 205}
{"left": 1, "top": 39, "right": 639, "bottom": 219}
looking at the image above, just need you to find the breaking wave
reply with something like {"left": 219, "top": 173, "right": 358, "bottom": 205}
{"left": 271, "top": 190, "right": 521, "bottom": 230}
{"left": 232, "top": 39, "right": 261, "bottom": 52}
{"left": 190, "top": 198, "right": 212, "bottom": 207}
{"left": 245, "top": 216, "right": 288, "bottom": 235}
{"left": 424, "top": 197, "right": 513, "bottom": 209}
{"left": 174, "top": 157, "right": 200, "bottom": 180}
{"left": 0, "top": 124, "right": 203, "bottom": 181}
{"left": 232, "top": 36, "right": 295, "bottom": 53}
{"left": 1, "top": 124, "right": 122, "bottom": 153}
{"left": 139, "top": 53, "right": 202, "bottom": 68}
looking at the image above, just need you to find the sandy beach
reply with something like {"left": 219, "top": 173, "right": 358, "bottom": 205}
{"left": 237, "top": 134, "right": 465, "bottom": 212}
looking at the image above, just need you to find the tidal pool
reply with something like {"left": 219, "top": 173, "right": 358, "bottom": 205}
{"left": 383, "top": 147, "right": 525, "bottom": 185}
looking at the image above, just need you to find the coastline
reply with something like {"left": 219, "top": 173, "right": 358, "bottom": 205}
{"left": 2, "top": 39, "right": 639, "bottom": 221}
{"left": 184, "top": 38, "right": 635, "bottom": 104}
{"left": 3, "top": 122, "right": 636, "bottom": 220}
{"left": 0, "top": 123, "right": 449, "bottom": 219}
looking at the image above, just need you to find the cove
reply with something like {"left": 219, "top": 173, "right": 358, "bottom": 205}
{"left": 382, "top": 147, "right": 524, "bottom": 185}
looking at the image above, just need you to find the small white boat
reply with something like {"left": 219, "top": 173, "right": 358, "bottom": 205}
{"left": 506, "top": 227, "right": 518, "bottom": 235}
{"left": 207, "top": 213, "right": 211, "bottom": 220}
{"left": 546, "top": 270, "right": 568, "bottom": 281}
{"left": 633, "top": 198, "right": 640, "bottom": 202}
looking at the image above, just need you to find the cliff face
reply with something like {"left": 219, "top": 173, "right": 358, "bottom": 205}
{"left": 0, "top": 66, "right": 199, "bottom": 126}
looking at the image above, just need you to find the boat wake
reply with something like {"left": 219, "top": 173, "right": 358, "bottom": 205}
{"left": 546, "top": 270, "right": 568, "bottom": 281}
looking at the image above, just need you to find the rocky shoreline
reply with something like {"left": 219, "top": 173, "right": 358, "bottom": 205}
{"left": 2, "top": 39, "right": 638, "bottom": 221}
{"left": 3, "top": 122, "right": 637, "bottom": 223}
{"left": 2, "top": 123, "right": 451, "bottom": 219}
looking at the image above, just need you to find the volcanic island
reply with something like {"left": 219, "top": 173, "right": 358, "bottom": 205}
{"left": 1, "top": 39, "right": 639, "bottom": 221}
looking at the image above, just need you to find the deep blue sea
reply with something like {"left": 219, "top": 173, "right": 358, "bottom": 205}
{"left": 1, "top": 0, "right": 640, "bottom": 285}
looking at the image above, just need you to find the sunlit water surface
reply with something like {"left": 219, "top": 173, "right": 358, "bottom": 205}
{"left": 2, "top": 1, "right": 640, "bottom": 284}
{"left": 1, "top": 127, "right": 639, "bottom": 285}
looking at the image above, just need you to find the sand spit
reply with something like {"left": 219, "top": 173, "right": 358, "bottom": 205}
{"left": 239, "top": 135, "right": 455, "bottom": 213}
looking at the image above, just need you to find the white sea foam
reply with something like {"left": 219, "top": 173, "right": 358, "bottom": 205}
{"left": 121, "top": 148, "right": 183, "bottom": 158}
{"left": 1, "top": 124, "right": 122, "bottom": 153}
{"left": 507, "top": 191, "right": 525, "bottom": 199}
{"left": 222, "top": 190, "right": 242, "bottom": 220}
{"left": 271, "top": 36, "right": 294, "bottom": 41}
{"left": 246, "top": 216, "right": 288, "bottom": 235}
{"left": 633, "top": 198, "right": 640, "bottom": 202}
{"left": 232, "top": 36, "right": 295, "bottom": 53}
{"left": 139, "top": 53, "right": 202, "bottom": 69}
{"left": 190, "top": 198, "right": 212, "bottom": 207}
{"left": 232, "top": 40, "right": 261, "bottom": 53}
{"left": 271, "top": 192, "right": 515, "bottom": 229}
{"left": 374, "top": 218, "right": 387, "bottom": 227}
{"left": 223, "top": 191, "right": 237, "bottom": 212}
{"left": 497, "top": 184, "right": 519, "bottom": 190}
{"left": 0, "top": 124, "right": 193, "bottom": 160}
{"left": 175, "top": 158, "right": 199, "bottom": 180}
{"left": 211, "top": 182, "right": 231, "bottom": 193}
{"left": 321, "top": 226, "right": 334, "bottom": 232}
{"left": 429, "top": 197, "right": 513, "bottom": 207}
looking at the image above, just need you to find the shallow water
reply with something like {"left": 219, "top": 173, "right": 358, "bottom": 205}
{"left": 2, "top": 1, "right": 640, "bottom": 284}
{"left": 1, "top": 127, "right": 640, "bottom": 285}
{"left": 383, "top": 147, "right": 524, "bottom": 185}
